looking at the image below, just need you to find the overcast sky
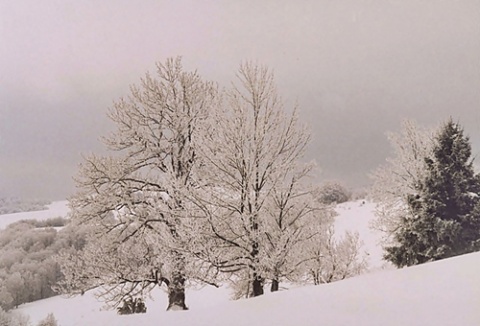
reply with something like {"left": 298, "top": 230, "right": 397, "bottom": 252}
{"left": 1, "top": 0, "right": 480, "bottom": 200}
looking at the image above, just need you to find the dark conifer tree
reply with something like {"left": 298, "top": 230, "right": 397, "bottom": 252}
{"left": 385, "top": 119, "right": 480, "bottom": 267}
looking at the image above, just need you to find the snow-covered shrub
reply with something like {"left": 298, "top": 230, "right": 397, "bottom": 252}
{"left": 9, "top": 217, "right": 68, "bottom": 229}
{"left": 351, "top": 188, "right": 369, "bottom": 201}
{"left": 0, "top": 308, "right": 30, "bottom": 326}
{"left": 0, "top": 307, "right": 11, "bottom": 326}
{"left": 33, "top": 217, "right": 68, "bottom": 228}
{"left": 0, "top": 284, "right": 13, "bottom": 312}
{"left": 10, "top": 313, "right": 30, "bottom": 326}
{"left": 317, "top": 182, "right": 351, "bottom": 205}
{"left": 36, "top": 313, "right": 57, "bottom": 326}
{"left": 117, "top": 297, "right": 147, "bottom": 315}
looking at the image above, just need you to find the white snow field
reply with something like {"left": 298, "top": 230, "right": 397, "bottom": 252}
{"left": 14, "top": 252, "right": 480, "bottom": 326}
{"left": 334, "top": 200, "right": 387, "bottom": 270}
{"left": 0, "top": 201, "right": 69, "bottom": 229}
{"left": 6, "top": 200, "right": 480, "bottom": 325}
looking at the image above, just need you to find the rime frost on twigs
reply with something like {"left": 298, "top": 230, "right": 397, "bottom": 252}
{"left": 56, "top": 57, "right": 220, "bottom": 311}
{"left": 370, "top": 119, "right": 437, "bottom": 244}
{"left": 187, "top": 62, "right": 340, "bottom": 297}
{"left": 55, "top": 58, "right": 357, "bottom": 310}
{"left": 36, "top": 313, "right": 58, "bottom": 326}
{"left": 302, "top": 224, "right": 368, "bottom": 285}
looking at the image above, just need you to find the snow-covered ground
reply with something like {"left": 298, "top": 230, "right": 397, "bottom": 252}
{"left": 15, "top": 251, "right": 480, "bottom": 326}
{"left": 0, "top": 201, "right": 69, "bottom": 229}
{"left": 7, "top": 200, "right": 480, "bottom": 325}
{"left": 334, "top": 200, "right": 388, "bottom": 270}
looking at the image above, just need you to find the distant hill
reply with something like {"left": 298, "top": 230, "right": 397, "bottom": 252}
{"left": 0, "top": 201, "right": 69, "bottom": 230}
{"left": 0, "top": 197, "right": 51, "bottom": 215}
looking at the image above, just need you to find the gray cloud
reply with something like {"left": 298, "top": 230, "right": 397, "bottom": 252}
{"left": 1, "top": 0, "right": 479, "bottom": 199}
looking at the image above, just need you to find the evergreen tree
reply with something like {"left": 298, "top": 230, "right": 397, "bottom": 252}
{"left": 385, "top": 120, "right": 480, "bottom": 267}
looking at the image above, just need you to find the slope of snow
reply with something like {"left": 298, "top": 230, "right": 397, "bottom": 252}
{"left": 9, "top": 200, "right": 479, "bottom": 325}
{"left": 0, "top": 201, "right": 69, "bottom": 229}
{"left": 11, "top": 200, "right": 480, "bottom": 325}
{"left": 334, "top": 200, "right": 387, "bottom": 269}
{"left": 16, "top": 251, "right": 480, "bottom": 326}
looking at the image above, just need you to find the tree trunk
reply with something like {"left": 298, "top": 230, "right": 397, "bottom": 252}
{"left": 270, "top": 279, "right": 279, "bottom": 292}
{"left": 249, "top": 236, "right": 264, "bottom": 297}
{"left": 251, "top": 273, "right": 264, "bottom": 297}
{"left": 166, "top": 249, "right": 188, "bottom": 311}
{"left": 311, "top": 270, "right": 320, "bottom": 285}
{"left": 166, "top": 273, "right": 188, "bottom": 311}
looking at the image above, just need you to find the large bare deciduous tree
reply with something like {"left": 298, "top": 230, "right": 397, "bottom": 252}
{"left": 189, "top": 63, "right": 320, "bottom": 297}
{"left": 56, "top": 57, "right": 218, "bottom": 311}
{"left": 57, "top": 59, "right": 361, "bottom": 310}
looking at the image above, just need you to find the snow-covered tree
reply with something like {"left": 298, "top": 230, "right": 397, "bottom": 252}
{"left": 0, "top": 284, "right": 13, "bottom": 312}
{"left": 36, "top": 313, "right": 58, "bottom": 326}
{"left": 0, "top": 220, "right": 85, "bottom": 312}
{"left": 370, "top": 120, "right": 437, "bottom": 244}
{"left": 56, "top": 57, "right": 219, "bottom": 311}
{"left": 189, "top": 63, "right": 321, "bottom": 297}
{"left": 385, "top": 120, "right": 480, "bottom": 267}
{"left": 5, "top": 273, "right": 25, "bottom": 309}
{"left": 317, "top": 181, "right": 351, "bottom": 205}
{"left": 0, "top": 308, "right": 11, "bottom": 326}
{"left": 303, "top": 225, "right": 367, "bottom": 285}
{"left": 261, "top": 170, "right": 329, "bottom": 292}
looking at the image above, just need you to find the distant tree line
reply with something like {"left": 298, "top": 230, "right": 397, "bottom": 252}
{"left": 0, "top": 198, "right": 51, "bottom": 215}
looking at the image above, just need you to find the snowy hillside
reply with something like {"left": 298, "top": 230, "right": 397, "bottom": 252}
{"left": 15, "top": 251, "right": 480, "bottom": 326}
{"left": 334, "top": 200, "right": 388, "bottom": 270}
{"left": 0, "top": 201, "right": 69, "bottom": 229}
{"left": 6, "top": 200, "right": 478, "bottom": 325}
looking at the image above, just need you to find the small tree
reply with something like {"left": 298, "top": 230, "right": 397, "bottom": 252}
{"left": 261, "top": 176, "right": 333, "bottom": 292}
{"left": 0, "top": 309, "right": 30, "bottom": 326}
{"left": 0, "top": 307, "right": 11, "bottom": 326}
{"left": 385, "top": 120, "right": 480, "bottom": 267}
{"left": 0, "top": 283, "right": 13, "bottom": 312}
{"left": 303, "top": 225, "right": 368, "bottom": 285}
{"left": 36, "top": 313, "right": 58, "bottom": 326}
{"left": 5, "top": 273, "right": 25, "bottom": 309}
